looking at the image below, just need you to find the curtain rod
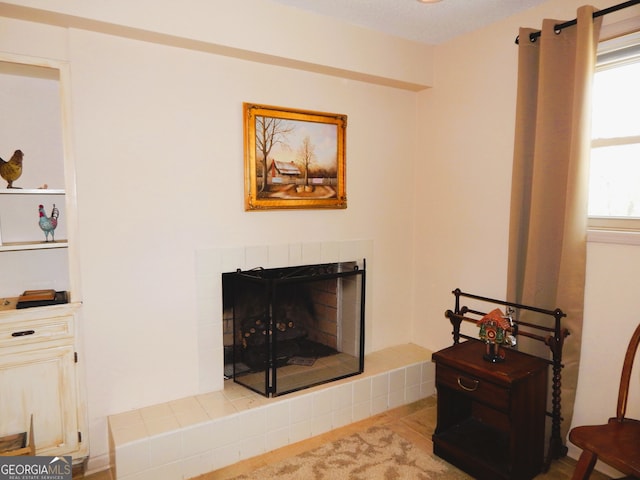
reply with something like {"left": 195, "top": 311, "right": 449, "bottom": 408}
{"left": 515, "top": 0, "right": 640, "bottom": 44}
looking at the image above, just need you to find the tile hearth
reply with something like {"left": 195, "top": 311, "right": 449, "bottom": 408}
{"left": 108, "top": 344, "right": 434, "bottom": 480}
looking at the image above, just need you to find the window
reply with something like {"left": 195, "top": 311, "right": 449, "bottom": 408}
{"left": 588, "top": 32, "right": 640, "bottom": 231}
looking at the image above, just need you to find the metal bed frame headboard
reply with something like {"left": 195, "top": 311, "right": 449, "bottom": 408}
{"left": 444, "top": 288, "right": 570, "bottom": 470}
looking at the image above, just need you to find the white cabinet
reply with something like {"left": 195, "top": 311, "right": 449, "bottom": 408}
{"left": 0, "top": 53, "right": 87, "bottom": 463}
{"left": 0, "top": 303, "right": 86, "bottom": 458}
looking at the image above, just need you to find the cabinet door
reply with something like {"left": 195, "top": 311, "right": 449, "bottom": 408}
{"left": 0, "top": 344, "right": 79, "bottom": 455}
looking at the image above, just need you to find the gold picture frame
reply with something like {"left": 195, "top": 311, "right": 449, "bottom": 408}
{"left": 243, "top": 103, "right": 347, "bottom": 211}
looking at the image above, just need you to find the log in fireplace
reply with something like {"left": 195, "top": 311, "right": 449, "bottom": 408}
{"left": 222, "top": 260, "right": 365, "bottom": 397}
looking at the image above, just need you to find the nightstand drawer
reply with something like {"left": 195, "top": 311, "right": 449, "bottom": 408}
{"left": 436, "top": 364, "right": 509, "bottom": 411}
{"left": 0, "top": 315, "right": 74, "bottom": 347}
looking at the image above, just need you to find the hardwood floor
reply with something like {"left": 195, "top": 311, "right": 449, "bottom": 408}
{"left": 81, "top": 396, "right": 610, "bottom": 480}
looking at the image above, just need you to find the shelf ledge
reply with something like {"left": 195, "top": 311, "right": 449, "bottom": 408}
{"left": 0, "top": 189, "right": 65, "bottom": 195}
{"left": 0, "top": 240, "right": 68, "bottom": 252}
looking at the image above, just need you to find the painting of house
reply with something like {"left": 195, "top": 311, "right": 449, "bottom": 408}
{"left": 269, "top": 159, "right": 301, "bottom": 184}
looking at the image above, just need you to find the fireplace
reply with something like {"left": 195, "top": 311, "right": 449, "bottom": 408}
{"left": 222, "top": 260, "right": 365, "bottom": 397}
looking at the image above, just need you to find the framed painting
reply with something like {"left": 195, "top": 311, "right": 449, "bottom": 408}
{"left": 243, "top": 103, "right": 347, "bottom": 210}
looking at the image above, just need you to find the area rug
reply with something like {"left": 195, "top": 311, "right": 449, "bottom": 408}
{"left": 230, "top": 425, "right": 471, "bottom": 479}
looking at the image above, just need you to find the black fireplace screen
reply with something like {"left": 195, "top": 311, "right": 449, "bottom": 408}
{"left": 225, "top": 260, "right": 365, "bottom": 397}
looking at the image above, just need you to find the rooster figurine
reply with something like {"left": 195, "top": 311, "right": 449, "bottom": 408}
{"left": 38, "top": 204, "right": 59, "bottom": 242}
{"left": 0, "top": 149, "right": 24, "bottom": 188}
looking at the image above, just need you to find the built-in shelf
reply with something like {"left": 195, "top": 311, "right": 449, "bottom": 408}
{"left": 0, "top": 52, "right": 87, "bottom": 465}
{"left": 0, "top": 189, "right": 65, "bottom": 195}
{"left": 0, "top": 189, "right": 67, "bottom": 251}
{"left": 0, "top": 240, "right": 68, "bottom": 252}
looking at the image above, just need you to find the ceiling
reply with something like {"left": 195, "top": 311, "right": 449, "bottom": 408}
{"left": 268, "top": 0, "right": 549, "bottom": 45}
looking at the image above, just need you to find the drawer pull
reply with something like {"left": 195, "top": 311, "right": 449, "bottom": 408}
{"left": 11, "top": 330, "right": 35, "bottom": 337}
{"left": 457, "top": 376, "right": 479, "bottom": 392}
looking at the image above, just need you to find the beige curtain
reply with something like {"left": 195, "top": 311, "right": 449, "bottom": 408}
{"left": 507, "top": 6, "right": 601, "bottom": 444}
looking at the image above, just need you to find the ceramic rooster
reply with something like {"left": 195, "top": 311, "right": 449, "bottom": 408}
{"left": 38, "top": 203, "right": 59, "bottom": 242}
{"left": 0, "top": 149, "right": 24, "bottom": 188}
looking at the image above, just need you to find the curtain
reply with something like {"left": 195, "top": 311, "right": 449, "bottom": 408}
{"left": 507, "top": 6, "right": 601, "bottom": 445}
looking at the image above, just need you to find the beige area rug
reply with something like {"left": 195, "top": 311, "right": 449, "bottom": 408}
{"left": 230, "top": 425, "right": 471, "bottom": 480}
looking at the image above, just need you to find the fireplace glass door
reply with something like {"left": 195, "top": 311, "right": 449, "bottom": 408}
{"left": 228, "top": 260, "right": 365, "bottom": 397}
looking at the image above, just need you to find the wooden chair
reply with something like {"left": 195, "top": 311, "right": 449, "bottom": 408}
{"left": 568, "top": 322, "right": 640, "bottom": 480}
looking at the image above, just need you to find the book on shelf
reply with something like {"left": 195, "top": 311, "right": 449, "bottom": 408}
{"left": 16, "top": 290, "right": 68, "bottom": 309}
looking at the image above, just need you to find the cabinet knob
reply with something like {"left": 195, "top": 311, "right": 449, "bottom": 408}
{"left": 11, "top": 329, "right": 35, "bottom": 337}
{"left": 457, "top": 376, "right": 479, "bottom": 392}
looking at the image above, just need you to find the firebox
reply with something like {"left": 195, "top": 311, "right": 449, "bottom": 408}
{"left": 223, "top": 260, "right": 365, "bottom": 397}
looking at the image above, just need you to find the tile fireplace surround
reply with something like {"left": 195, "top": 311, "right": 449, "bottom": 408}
{"left": 108, "top": 344, "right": 434, "bottom": 480}
{"left": 108, "top": 242, "right": 435, "bottom": 479}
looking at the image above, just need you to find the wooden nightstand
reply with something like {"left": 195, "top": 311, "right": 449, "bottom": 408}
{"left": 432, "top": 340, "right": 548, "bottom": 480}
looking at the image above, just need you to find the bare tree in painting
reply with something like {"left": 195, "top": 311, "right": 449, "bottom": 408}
{"left": 255, "top": 116, "right": 295, "bottom": 192}
{"left": 298, "top": 135, "right": 316, "bottom": 187}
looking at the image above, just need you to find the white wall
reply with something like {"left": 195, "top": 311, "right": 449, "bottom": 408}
{"left": 2, "top": 0, "right": 640, "bottom": 475}
{"left": 1, "top": 0, "right": 427, "bottom": 471}
{"left": 413, "top": 0, "right": 640, "bottom": 476}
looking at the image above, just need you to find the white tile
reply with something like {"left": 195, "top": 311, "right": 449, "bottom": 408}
{"left": 195, "top": 248, "right": 222, "bottom": 275}
{"left": 169, "top": 396, "right": 202, "bottom": 414}
{"left": 198, "top": 347, "right": 221, "bottom": 393}
{"left": 301, "top": 242, "right": 322, "bottom": 264}
{"left": 196, "top": 273, "right": 217, "bottom": 302}
{"left": 371, "top": 394, "right": 388, "bottom": 415}
{"left": 406, "top": 364, "right": 421, "bottom": 387}
{"left": 145, "top": 416, "right": 180, "bottom": 436}
{"left": 211, "top": 442, "right": 241, "bottom": 470}
{"left": 230, "top": 394, "right": 269, "bottom": 412}
{"left": 389, "top": 368, "right": 406, "bottom": 392}
{"left": 353, "top": 400, "right": 372, "bottom": 422}
{"left": 289, "top": 419, "right": 312, "bottom": 443}
{"left": 331, "top": 383, "right": 352, "bottom": 410}
{"left": 139, "top": 403, "right": 173, "bottom": 422}
{"left": 289, "top": 395, "right": 312, "bottom": 424}
{"left": 371, "top": 373, "right": 389, "bottom": 397}
{"left": 238, "top": 433, "right": 266, "bottom": 460}
{"left": 312, "top": 412, "right": 333, "bottom": 436}
{"left": 109, "top": 422, "right": 148, "bottom": 446}
{"left": 197, "top": 391, "right": 237, "bottom": 419}
{"left": 239, "top": 408, "right": 266, "bottom": 438}
{"left": 245, "top": 245, "right": 269, "bottom": 268}
{"left": 181, "top": 421, "right": 215, "bottom": 453}
{"left": 209, "top": 415, "right": 241, "bottom": 449}
{"left": 220, "top": 247, "right": 245, "bottom": 272}
{"left": 352, "top": 377, "right": 371, "bottom": 404}
{"left": 288, "top": 243, "right": 303, "bottom": 265}
{"left": 148, "top": 431, "right": 183, "bottom": 466}
{"left": 266, "top": 426, "right": 290, "bottom": 451}
{"left": 406, "top": 384, "right": 422, "bottom": 403}
{"left": 267, "top": 244, "right": 289, "bottom": 268}
{"left": 421, "top": 381, "right": 436, "bottom": 398}
{"left": 388, "top": 388, "right": 405, "bottom": 409}
{"left": 115, "top": 440, "right": 150, "bottom": 477}
{"left": 333, "top": 406, "right": 352, "bottom": 428}
{"left": 265, "top": 401, "right": 290, "bottom": 431}
{"left": 109, "top": 410, "right": 144, "bottom": 430}
{"left": 320, "top": 241, "right": 341, "bottom": 263}
{"left": 312, "top": 388, "right": 333, "bottom": 417}
{"left": 196, "top": 322, "right": 217, "bottom": 350}
{"left": 339, "top": 240, "right": 364, "bottom": 262}
{"left": 111, "top": 342, "right": 439, "bottom": 480}
{"left": 422, "top": 361, "right": 435, "bottom": 383}
{"left": 181, "top": 451, "right": 214, "bottom": 480}
{"left": 223, "top": 382, "right": 256, "bottom": 401}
